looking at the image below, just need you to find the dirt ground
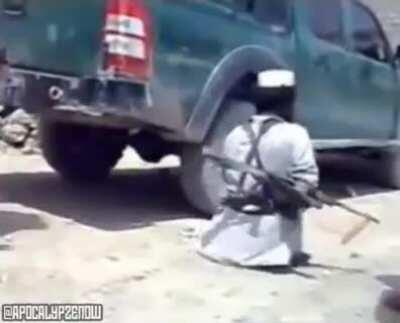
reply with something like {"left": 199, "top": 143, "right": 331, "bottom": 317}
{"left": 0, "top": 149, "right": 398, "bottom": 323}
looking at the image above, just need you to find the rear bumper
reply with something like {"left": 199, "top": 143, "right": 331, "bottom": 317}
{"left": 0, "top": 67, "right": 152, "bottom": 129}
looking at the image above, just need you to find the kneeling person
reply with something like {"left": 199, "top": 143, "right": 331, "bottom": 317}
{"left": 198, "top": 114, "right": 319, "bottom": 267}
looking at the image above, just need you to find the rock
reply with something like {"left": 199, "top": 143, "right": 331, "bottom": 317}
{"left": 131, "top": 275, "right": 146, "bottom": 282}
{"left": 21, "top": 137, "right": 41, "bottom": 155}
{"left": 180, "top": 226, "right": 200, "bottom": 240}
{"left": 222, "top": 287, "right": 242, "bottom": 298}
{"left": 350, "top": 252, "right": 362, "bottom": 259}
{"left": 106, "top": 255, "right": 120, "bottom": 262}
{"left": 30, "top": 128, "right": 39, "bottom": 139}
{"left": 1, "top": 123, "right": 29, "bottom": 145}
{"left": 5, "top": 108, "right": 36, "bottom": 129}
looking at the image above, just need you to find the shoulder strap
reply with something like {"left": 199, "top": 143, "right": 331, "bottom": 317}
{"left": 254, "top": 118, "right": 283, "bottom": 168}
{"left": 236, "top": 116, "right": 284, "bottom": 193}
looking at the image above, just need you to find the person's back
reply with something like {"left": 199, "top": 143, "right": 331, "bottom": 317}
{"left": 199, "top": 115, "right": 319, "bottom": 267}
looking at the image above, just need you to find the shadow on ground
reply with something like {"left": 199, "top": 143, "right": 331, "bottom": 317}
{"left": 0, "top": 168, "right": 193, "bottom": 231}
{"left": 0, "top": 154, "right": 393, "bottom": 232}
{"left": 0, "top": 211, "right": 48, "bottom": 249}
{"left": 318, "top": 154, "right": 393, "bottom": 198}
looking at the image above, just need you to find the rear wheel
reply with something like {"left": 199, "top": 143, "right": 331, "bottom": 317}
{"left": 40, "top": 119, "right": 127, "bottom": 181}
{"left": 371, "top": 149, "right": 400, "bottom": 189}
{"left": 180, "top": 100, "right": 256, "bottom": 214}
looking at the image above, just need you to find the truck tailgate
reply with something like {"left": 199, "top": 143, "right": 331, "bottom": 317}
{"left": 0, "top": 0, "right": 107, "bottom": 76}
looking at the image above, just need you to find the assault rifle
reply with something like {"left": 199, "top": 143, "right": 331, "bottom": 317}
{"left": 205, "top": 150, "right": 380, "bottom": 244}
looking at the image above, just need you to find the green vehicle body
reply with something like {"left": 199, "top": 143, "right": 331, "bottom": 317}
{"left": 0, "top": 0, "right": 399, "bottom": 146}
{"left": 0, "top": 0, "right": 399, "bottom": 213}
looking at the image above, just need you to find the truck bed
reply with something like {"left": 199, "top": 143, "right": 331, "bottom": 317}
{"left": 0, "top": 0, "right": 107, "bottom": 76}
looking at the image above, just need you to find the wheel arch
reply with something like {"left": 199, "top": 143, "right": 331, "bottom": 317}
{"left": 184, "top": 45, "right": 294, "bottom": 143}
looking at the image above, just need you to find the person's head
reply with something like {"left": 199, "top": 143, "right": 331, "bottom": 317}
{"left": 256, "top": 70, "right": 296, "bottom": 121}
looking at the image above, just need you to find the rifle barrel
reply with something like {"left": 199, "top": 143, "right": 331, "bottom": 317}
{"left": 333, "top": 201, "right": 380, "bottom": 224}
{"left": 314, "top": 191, "right": 380, "bottom": 224}
{"left": 205, "top": 151, "right": 381, "bottom": 225}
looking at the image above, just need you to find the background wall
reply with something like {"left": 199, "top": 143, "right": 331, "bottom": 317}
{"left": 363, "top": 0, "right": 400, "bottom": 48}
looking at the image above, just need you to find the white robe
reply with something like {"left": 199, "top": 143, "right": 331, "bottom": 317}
{"left": 198, "top": 116, "right": 319, "bottom": 267}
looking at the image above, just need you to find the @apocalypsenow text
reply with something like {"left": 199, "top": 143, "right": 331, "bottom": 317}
{"left": 2, "top": 304, "right": 103, "bottom": 321}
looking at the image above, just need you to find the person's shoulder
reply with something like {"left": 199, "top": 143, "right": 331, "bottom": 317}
{"left": 273, "top": 120, "right": 307, "bottom": 133}
{"left": 285, "top": 122, "right": 309, "bottom": 135}
{"left": 273, "top": 122, "right": 311, "bottom": 142}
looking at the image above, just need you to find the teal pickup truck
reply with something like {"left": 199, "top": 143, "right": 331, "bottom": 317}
{"left": 0, "top": 0, "right": 399, "bottom": 214}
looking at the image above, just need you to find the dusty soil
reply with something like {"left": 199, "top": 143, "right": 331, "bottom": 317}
{"left": 0, "top": 150, "right": 398, "bottom": 323}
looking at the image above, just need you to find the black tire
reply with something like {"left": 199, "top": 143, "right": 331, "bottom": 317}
{"left": 180, "top": 100, "right": 256, "bottom": 214}
{"left": 370, "top": 149, "right": 400, "bottom": 189}
{"left": 40, "top": 119, "right": 127, "bottom": 181}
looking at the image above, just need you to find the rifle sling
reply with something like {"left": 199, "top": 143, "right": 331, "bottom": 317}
{"left": 235, "top": 118, "right": 282, "bottom": 194}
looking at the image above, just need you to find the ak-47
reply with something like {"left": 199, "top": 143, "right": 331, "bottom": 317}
{"left": 205, "top": 151, "right": 380, "bottom": 244}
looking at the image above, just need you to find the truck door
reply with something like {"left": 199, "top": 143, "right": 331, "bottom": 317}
{"left": 342, "top": 0, "right": 397, "bottom": 139}
{"left": 294, "top": 0, "right": 352, "bottom": 139}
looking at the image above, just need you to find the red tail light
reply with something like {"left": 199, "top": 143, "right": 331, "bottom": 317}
{"left": 104, "top": 0, "right": 153, "bottom": 81}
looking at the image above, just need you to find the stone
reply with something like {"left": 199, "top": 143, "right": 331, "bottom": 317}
{"left": 5, "top": 108, "right": 36, "bottom": 129}
{"left": 1, "top": 123, "right": 29, "bottom": 145}
{"left": 180, "top": 226, "right": 200, "bottom": 240}
{"left": 131, "top": 275, "right": 146, "bottom": 282}
{"left": 21, "top": 137, "right": 41, "bottom": 155}
{"left": 222, "top": 287, "right": 242, "bottom": 298}
{"left": 350, "top": 252, "right": 362, "bottom": 259}
{"left": 106, "top": 255, "right": 120, "bottom": 262}
{"left": 30, "top": 128, "right": 39, "bottom": 139}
